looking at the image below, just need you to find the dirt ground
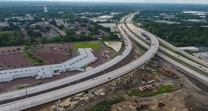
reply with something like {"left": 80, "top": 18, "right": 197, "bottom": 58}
{"left": 112, "top": 90, "right": 189, "bottom": 111}
{"left": 0, "top": 46, "right": 25, "bottom": 54}
{"left": 69, "top": 57, "right": 208, "bottom": 111}
{"left": 35, "top": 50, "right": 69, "bottom": 64}
{"left": 156, "top": 58, "right": 208, "bottom": 111}
{"left": 0, "top": 42, "right": 112, "bottom": 70}
{"left": 0, "top": 43, "right": 75, "bottom": 69}
{"left": 0, "top": 41, "right": 114, "bottom": 93}
{"left": 0, "top": 53, "right": 34, "bottom": 69}
{"left": 7, "top": 35, "right": 206, "bottom": 111}
{"left": 32, "top": 43, "right": 74, "bottom": 53}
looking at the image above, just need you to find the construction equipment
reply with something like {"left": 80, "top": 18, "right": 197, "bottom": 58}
{"left": 161, "top": 65, "right": 175, "bottom": 76}
{"left": 161, "top": 65, "right": 171, "bottom": 72}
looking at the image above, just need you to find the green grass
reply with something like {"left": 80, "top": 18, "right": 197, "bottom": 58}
{"left": 17, "top": 82, "right": 43, "bottom": 90}
{"left": 113, "top": 26, "right": 118, "bottom": 29}
{"left": 87, "top": 96, "right": 125, "bottom": 111}
{"left": 160, "top": 50, "right": 208, "bottom": 77}
{"left": 22, "top": 51, "right": 43, "bottom": 65}
{"left": 160, "top": 43, "right": 207, "bottom": 68}
{"left": 73, "top": 42, "right": 101, "bottom": 51}
{"left": 128, "top": 85, "right": 177, "bottom": 97}
{"left": 127, "top": 21, "right": 208, "bottom": 76}
{"left": 132, "top": 21, "right": 208, "bottom": 69}
{"left": 133, "top": 39, "right": 148, "bottom": 51}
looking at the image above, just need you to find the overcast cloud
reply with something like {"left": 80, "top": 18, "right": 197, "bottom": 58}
{"left": 2, "top": 0, "right": 208, "bottom": 4}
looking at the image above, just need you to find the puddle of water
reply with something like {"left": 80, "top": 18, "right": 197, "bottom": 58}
{"left": 104, "top": 42, "right": 122, "bottom": 52}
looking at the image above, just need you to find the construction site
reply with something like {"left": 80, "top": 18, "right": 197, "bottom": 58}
{"left": 14, "top": 25, "right": 207, "bottom": 111}
{"left": 24, "top": 43, "right": 208, "bottom": 111}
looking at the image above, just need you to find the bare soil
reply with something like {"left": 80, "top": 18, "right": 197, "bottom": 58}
{"left": 0, "top": 46, "right": 25, "bottom": 54}
{"left": 35, "top": 50, "right": 69, "bottom": 64}
{"left": 0, "top": 41, "right": 113, "bottom": 93}
{"left": 0, "top": 53, "right": 34, "bottom": 69}
{"left": 69, "top": 57, "right": 208, "bottom": 111}
{"left": 32, "top": 43, "right": 74, "bottom": 53}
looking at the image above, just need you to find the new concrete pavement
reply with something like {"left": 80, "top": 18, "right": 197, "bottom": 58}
{"left": 0, "top": 15, "right": 159, "bottom": 111}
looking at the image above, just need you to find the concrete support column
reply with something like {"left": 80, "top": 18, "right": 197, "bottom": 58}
{"left": 88, "top": 89, "right": 94, "bottom": 97}
{"left": 128, "top": 71, "right": 134, "bottom": 77}
{"left": 112, "top": 81, "right": 117, "bottom": 87}
{"left": 139, "top": 64, "right": 145, "bottom": 70}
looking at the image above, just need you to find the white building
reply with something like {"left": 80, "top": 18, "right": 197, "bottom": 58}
{"left": 178, "top": 46, "right": 199, "bottom": 52}
{"left": 44, "top": 6, "right": 48, "bottom": 13}
{"left": 0, "top": 48, "right": 97, "bottom": 82}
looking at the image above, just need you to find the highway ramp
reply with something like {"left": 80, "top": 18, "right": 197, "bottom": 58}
{"left": 0, "top": 16, "right": 159, "bottom": 111}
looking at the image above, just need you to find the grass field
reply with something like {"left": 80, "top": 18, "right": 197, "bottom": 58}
{"left": 87, "top": 96, "right": 125, "bottom": 111}
{"left": 128, "top": 85, "right": 177, "bottom": 97}
{"left": 22, "top": 51, "right": 43, "bottom": 65}
{"left": 73, "top": 42, "right": 101, "bottom": 51}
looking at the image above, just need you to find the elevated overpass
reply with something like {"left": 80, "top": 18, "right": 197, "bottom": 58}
{"left": 0, "top": 15, "right": 159, "bottom": 111}
{"left": 124, "top": 13, "right": 208, "bottom": 85}
{"left": 0, "top": 17, "right": 133, "bottom": 103}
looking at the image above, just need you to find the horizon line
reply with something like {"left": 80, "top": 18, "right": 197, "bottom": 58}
{"left": 0, "top": 0, "right": 208, "bottom": 5}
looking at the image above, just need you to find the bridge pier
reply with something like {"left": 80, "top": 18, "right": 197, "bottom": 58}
{"left": 88, "top": 89, "right": 94, "bottom": 97}
{"left": 139, "top": 64, "right": 145, "bottom": 70}
{"left": 112, "top": 81, "right": 117, "bottom": 87}
{"left": 128, "top": 71, "right": 134, "bottom": 77}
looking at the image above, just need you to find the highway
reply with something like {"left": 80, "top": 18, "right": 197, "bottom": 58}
{"left": 0, "top": 16, "right": 159, "bottom": 111}
{"left": 126, "top": 13, "right": 208, "bottom": 73}
{"left": 131, "top": 25, "right": 208, "bottom": 74}
{"left": 0, "top": 16, "right": 133, "bottom": 103}
{"left": 123, "top": 13, "right": 208, "bottom": 85}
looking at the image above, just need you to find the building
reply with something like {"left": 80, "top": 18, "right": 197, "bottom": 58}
{"left": 44, "top": 6, "right": 48, "bottom": 13}
{"left": 0, "top": 48, "right": 97, "bottom": 82}
{"left": 0, "top": 22, "right": 9, "bottom": 27}
{"left": 178, "top": 46, "right": 199, "bottom": 52}
{"left": 51, "top": 25, "right": 67, "bottom": 36}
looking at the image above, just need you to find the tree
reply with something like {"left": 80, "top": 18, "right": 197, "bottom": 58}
{"left": 49, "top": 19, "right": 57, "bottom": 26}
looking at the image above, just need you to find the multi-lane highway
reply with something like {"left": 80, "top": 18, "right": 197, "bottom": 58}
{"left": 0, "top": 15, "right": 159, "bottom": 111}
{"left": 124, "top": 13, "right": 208, "bottom": 85}
{"left": 0, "top": 17, "right": 133, "bottom": 103}
{"left": 127, "top": 13, "right": 208, "bottom": 72}
{"left": 127, "top": 14, "right": 208, "bottom": 72}
{"left": 0, "top": 11, "right": 207, "bottom": 111}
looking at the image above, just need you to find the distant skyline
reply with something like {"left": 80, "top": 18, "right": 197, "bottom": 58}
{"left": 1, "top": 0, "right": 208, "bottom": 4}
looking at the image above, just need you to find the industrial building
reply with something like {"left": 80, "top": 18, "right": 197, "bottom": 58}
{"left": 0, "top": 48, "right": 97, "bottom": 82}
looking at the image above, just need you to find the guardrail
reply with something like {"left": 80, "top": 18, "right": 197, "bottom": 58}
{"left": 0, "top": 16, "right": 159, "bottom": 111}
{"left": 0, "top": 17, "right": 133, "bottom": 103}
{"left": 125, "top": 13, "right": 208, "bottom": 85}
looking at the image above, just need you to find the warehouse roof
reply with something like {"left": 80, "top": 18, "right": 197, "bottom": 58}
{"left": 0, "top": 48, "right": 97, "bottom": 82}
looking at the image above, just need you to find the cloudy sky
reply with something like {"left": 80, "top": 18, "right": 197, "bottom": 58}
{"left": 2, "top": 0, "right": 208, "bottom": 4}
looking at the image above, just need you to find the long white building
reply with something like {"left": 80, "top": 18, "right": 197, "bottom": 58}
{"left": 0, "top": 48, "right": 97, "bottom": 82}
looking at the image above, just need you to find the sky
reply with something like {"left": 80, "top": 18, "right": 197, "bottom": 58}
{"left": 2, "top": 0, "right": 208, "bottom": 4}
